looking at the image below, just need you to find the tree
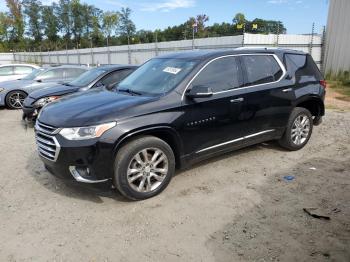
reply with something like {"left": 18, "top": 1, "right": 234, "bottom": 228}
{"left": 41, "top": 5, "right": 59, "bottom": 43}
{"left": 102, "top": 11, "right": 119, "bottom": 46}
{"left": 119, "top": 7, "right": 136, "bottom": 45}
{"left": 90, "top": 8, "right": 103, "bottom": 46}
{"left": 70, "top": 0, "right": 84, "bottom": 47}
{"left": 22, "top": 0, "right": 42, "bottom": 43}
{"left": 233, "top": 13, "right": 246, "bottom": 25}
{"left": 57, "top": 0, "right": 71, "bottom": 44}
{"left": 0, "top": 12, "right": 11, "bottom": 42}
{"left": 6, "top": 0, "right": 24, "bottom": 45}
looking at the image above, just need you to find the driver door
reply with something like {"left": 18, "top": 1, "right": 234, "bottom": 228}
{"left": 181, "top": 56, "right": 246, "bottom": 156}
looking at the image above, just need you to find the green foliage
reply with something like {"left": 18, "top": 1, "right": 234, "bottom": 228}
{"left": 41, "top": 5, "right": 59, "bottom": 43}
{"left": 6, "top": 0, "right": 24, "bottom": 45}
{"left": 119, "top": 7, "right": 136, "bottom": 44}
{"left": 0, "top": 4, "right": 288, "bottom": 52}
{"left": 22, "top": 0, "right": 42, "bottom": 43}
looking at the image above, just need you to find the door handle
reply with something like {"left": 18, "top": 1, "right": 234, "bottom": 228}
{"left": 282, "top": 88, "right": 293, "bottom": 93}
{"left": 230, "top": 97, "right": 244, "bottom": 103}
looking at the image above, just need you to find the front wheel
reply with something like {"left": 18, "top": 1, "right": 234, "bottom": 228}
{"left": 113, "top": 136, "right": 175, "bottom": 200}
{"left": 6, "top": 90, "right": 27, "bottom": 109}
{"left": 279, "top": 107, "right": 313, "bottom": 151}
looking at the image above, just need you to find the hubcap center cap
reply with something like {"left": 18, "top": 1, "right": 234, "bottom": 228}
{"left": 145, "top": 166, "right": 151, "bottom": 173}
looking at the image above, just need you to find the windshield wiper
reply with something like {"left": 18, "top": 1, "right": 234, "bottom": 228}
{"left": 118, "top": 88, "right": 142, "bottom": 96}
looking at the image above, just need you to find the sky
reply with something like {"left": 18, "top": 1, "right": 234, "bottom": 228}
{"left": 0, "top": 0, "right": 329, "bottom": 34}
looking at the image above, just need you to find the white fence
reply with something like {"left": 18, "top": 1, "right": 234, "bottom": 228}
{"left": 0, "top": 53, "right": 15, "bottom": 65}
{"left": 13, "top": 33, "right": 323, "bottom": 68}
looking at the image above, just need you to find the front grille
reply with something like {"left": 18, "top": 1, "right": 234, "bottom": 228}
{"left": 35, "top": 121, "right": 61, "bottom": 161}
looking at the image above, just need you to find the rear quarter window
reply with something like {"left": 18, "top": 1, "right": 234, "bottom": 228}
{"left": 0, "top": 66, "right": 14, "bottom": 76}
{"left": 284, "top": 54, "right": 322, "bottom": 83}
{"left": 241, "top": 55, "right": 283, "bottom": 86}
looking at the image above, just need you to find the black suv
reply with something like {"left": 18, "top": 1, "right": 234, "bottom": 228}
{"left": 35, "top": 48, "right": 325, "bottom": 200}
{"left": 22, "top": 65, "right": 137, "bottom": 121}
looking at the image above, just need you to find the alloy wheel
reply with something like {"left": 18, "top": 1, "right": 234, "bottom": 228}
{"left": 291, "top": 114, "right": 310, "bottom": 145}
{"left": 127, "top": 148, "right": 169, "bottom": 193}
{"left": 8, "top": 92, "right": 26, "bottom": 109}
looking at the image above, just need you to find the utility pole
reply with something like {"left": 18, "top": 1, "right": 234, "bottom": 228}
{"left": 309, "top": 22, "right": 315, "bottom": 55}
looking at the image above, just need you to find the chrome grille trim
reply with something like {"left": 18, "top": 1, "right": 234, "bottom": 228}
{"left": 35, "top": 121, "right": 61, "bottom": 135}
{"left": 35, "top": 121, "right": 61, "bottom": 162}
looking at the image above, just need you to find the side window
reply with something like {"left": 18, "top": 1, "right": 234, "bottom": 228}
{"left": 39, "top": 68, "right": 64, "bottom": 80}
{"left": 14, "top": 66, "right": 34, "bottom": 75}
{"left": 285, "top": 54, "right": 322, "bottom": 82}
{"left": 0, "top": 66, "right": 14, "bottom": 76}
{"left": 241, "top": 55, "right": 283, "bottom": 86}
{"left": 65, "top": 68, "right": 86, "bottom": 79}
{"left": 101, "top": 69, "right": 134, "bottom": 87}
{"left": 192, "top": 56, "right": 242, "bottom": 92}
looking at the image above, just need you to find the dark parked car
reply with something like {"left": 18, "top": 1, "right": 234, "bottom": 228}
{"left": 22, "top": 65, "right": 137, "bottom": 121}
{"left": 34, "top": 48, "right": 326, "bottom": 200}
{"left": 0, "top": 65, "right": 87, "bottom": 109}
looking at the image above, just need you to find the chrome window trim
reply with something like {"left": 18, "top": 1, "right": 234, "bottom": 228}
{"left": 196, "top": 129, "right": 275, "bottom": 153}
{"left": 181, "top": 53, "right": 287, "bottom": 100}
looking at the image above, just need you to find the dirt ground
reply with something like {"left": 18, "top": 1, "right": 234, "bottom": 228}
{"left": 0, "top": 105, "right": 349, "bottom": 261}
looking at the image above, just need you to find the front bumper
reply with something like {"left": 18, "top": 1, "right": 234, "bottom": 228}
{"left": 22, "top": 96, "right": 39, "bottom": 121}
{"left": 35, "top": 124, "right": 115, "bottom": 183}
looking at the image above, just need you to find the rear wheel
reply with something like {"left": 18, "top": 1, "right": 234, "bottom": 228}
{"left": 6, "top": 90, "right": 27, "bottom": 109}
{"left": 279, "top": 107, "right": 313, "bottom": 151}
{"left": 113, "top": 136, "right": 175, "bottom": 200}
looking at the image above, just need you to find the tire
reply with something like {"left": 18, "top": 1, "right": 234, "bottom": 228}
{"left": 6, "top": 90, "right": 27, "bottom": 109}
{"left": 113, "top": 136, "right": 175, "bottom": 200}
{"left": 278, "top": 107, "right": 313, "bottom": 151}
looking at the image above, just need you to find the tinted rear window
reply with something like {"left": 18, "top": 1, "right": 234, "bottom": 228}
{"left": 284, "top": 54, "right": 322, "bottom": 82}
{"left": 241, "top": 55, "right": 283, "bottom": 86}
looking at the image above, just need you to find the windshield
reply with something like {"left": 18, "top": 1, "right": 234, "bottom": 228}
{"left": 117, "top": 58, "right": 198, "bottom": 96}
{"left": 69, "top": 68, "right": 107, "bottom": 87}
{"left": 22, "top": 68, "right": 44, "bottom": 80}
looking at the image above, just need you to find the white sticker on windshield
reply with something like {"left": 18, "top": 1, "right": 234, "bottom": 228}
{"left": 163, "top": 67, "right": 182, "bottom": 75}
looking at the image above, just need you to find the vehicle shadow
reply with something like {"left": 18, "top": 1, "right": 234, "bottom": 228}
{"left": 27, "top": 139, "right": 286, "bottom": 203}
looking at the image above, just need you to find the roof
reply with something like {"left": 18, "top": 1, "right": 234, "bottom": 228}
{"left": 156, "top": 47, "right": 306, "bottom": 60}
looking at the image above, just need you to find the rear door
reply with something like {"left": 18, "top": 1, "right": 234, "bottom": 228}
{"left": 236, "top": 54, "right": 294, "bottom": 138}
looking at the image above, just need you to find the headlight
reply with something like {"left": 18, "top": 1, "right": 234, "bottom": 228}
{"left": 59, "top": 122, "right": 116, "bottom": 140}
{"left": 0, "top": 88, "right": 4, "bottom": 93}
{"left": 34, "top": 96, "right": 60, "bottom": 107}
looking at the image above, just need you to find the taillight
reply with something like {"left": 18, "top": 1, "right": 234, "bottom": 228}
{"left": 320, "top": 80, "right": 327, "bottom": 88}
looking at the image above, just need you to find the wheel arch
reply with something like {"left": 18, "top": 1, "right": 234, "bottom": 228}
{"left": 294, "top": 95, "right": 325, "bottom": 117}
{"left": 113, "top": 126, "right": 184, "bottom": 169}
{"left": 5, "top": 89, "right": 28, "bottom": 108}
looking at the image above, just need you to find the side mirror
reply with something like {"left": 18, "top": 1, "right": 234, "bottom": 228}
{"left": 95, "top": 81, "right": 104, "bottom": 88}
{"left": 36, "top": 79, "right": 42, "bottom": 83}
{"left": 186, "top": 85, "right": 213, "bottom": 99}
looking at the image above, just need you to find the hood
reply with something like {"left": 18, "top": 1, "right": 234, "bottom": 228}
{"left": 29, "top": 84, "right": 80, "bottom": 99}
{"left": 0, "top": 79, "right": 35, "bottom": 89}
{"left": 38, "top": 89, "right": 157, "bottom": 127}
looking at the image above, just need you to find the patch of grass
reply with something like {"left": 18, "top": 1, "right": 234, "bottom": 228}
{"left": 327, "top": 80, "right": 350, "bottom": 100}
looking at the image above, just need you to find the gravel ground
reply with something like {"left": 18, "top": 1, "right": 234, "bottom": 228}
{"left": 0, "top": 108, "right": 349, "bottom": 262}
